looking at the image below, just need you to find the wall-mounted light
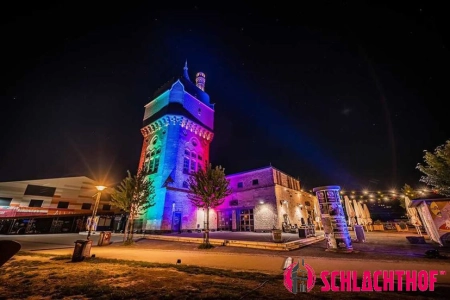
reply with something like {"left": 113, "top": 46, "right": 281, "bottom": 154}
{"left": 259, "top": 200, "right": 265, "bottom": 204}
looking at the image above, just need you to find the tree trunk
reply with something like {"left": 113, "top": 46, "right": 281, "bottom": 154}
{"left": 205, "top": 207, "right": 210, "bottom": 245}
{"left": 128, "top": 215, "right": 134, "bottom": 242}
{"left": 123, "top": 216, "right": 130, "bottom": 242}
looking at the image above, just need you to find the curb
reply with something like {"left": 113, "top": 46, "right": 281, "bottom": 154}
{"left": 142, "top": 234, "right": 325, "bottom": 251}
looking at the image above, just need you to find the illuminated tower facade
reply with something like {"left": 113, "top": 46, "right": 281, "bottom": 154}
{"left": 138, "top": 62, "right": 214, "bottom": 231}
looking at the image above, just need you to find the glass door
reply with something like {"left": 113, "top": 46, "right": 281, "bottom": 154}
{"left": 217, "top": 210, "right": 233, "bottom": 231}
{"left": 238, "top": 209, "right": 254, "bottom": 231}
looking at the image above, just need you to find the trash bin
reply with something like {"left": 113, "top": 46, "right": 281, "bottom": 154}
{"left": 354, "top": 225, "right": 366, "bottom": 243}
{"left": 271, "top": 229, "right": 282, "bottom": 243}
{"left": 298, "top": 226, "right": 308, "bottom": 238}
{"left": 72, "top": 239, "right": 92, "bottom": 262}
{"left": 98, "top": 231, "right": 112, "bottom": 246}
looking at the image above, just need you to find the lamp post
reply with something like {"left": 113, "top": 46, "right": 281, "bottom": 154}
{"left": 87, "top": 185, "right": 106, "bottom": 240}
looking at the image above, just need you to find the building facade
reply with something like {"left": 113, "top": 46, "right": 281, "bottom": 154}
{"left": 216, "top": 166, "right": 319, "bottom": 232}
{"left": 0, "top": 176, "right": 121, "bottom": 234}
{"left": 139, "top": 63, "right": 320, "bottom": 232}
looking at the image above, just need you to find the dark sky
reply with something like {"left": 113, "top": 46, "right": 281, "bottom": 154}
{"left": 1, "top": 1, "right": 449, "bottom": 192}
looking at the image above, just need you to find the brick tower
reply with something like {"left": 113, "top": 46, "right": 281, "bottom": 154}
{"left": 138, "top": 62, "right": 215, "bottom": 231}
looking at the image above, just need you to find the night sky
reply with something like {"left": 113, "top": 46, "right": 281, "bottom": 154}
{"left": 1, "top": 2, "right": 449, "bottom": 192}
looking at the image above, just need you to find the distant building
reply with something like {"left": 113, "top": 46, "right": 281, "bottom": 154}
{"left": 0, "top": 176, "right": 122, "bottom": 234}
{"left": 138, "top": 62, "right": 320, "bottom": 232}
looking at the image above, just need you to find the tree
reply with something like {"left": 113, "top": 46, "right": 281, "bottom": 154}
{"left": 187, "top": 163, "right": 232, "bottom": 247}
{"left": 400, "top": 184, "right": 417, "bottom": 209}
{"left": 416, "top": 140, "right": 450, "bottom": 196}
{"left": 110, "top": 169, "right": 155, "bottom": 243}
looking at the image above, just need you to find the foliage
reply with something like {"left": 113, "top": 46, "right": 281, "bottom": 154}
{"left": 416, "top": 140, "right": 450, "bottom": 196}
{"left": 400, "top": 184, "right": 416, "bottom": 209}
{"left": 187, "top": 163, "right": 232, "bottom": 246}
{"left": 110, "top": 169, "right": 155, "bottom": 243}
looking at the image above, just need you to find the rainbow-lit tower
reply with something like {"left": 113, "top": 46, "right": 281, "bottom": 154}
{"left": 138, "top": 62, "right": 214, "bottom": 231}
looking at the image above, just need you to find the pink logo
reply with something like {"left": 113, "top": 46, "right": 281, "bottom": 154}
{"left": 283, "top": 258, "right": 316, "bottom": 293}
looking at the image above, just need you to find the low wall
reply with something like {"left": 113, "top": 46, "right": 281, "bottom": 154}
{"left": 143, "top": 234, "right": 325, "bottom": 251}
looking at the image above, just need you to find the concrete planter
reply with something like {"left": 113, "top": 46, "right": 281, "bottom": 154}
{"left": 271, "top": 229, "right": 283, "bottom": 243}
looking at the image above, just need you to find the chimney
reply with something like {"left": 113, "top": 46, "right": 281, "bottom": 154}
{"left": 195, "top": 72, "right": 206, "bottom": 91}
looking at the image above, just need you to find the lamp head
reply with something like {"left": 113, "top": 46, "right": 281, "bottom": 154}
{"left": 96, "top": 185, "right": 107, "bottom": 191}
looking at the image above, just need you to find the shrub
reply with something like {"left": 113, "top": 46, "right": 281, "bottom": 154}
{"left": 198, "top": 243, "right": 214, "bottom": 249}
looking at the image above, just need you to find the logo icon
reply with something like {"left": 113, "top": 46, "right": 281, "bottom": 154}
{"left": 283, "top": 257, "right": 316, "bottom": 294}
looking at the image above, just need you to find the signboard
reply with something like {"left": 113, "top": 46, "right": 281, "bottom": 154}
{"left": 0, "top": 207, "right": 18, "bottom": 217}
{"left": 86, "top": 216, "right": 100, "bottom": 232}
{"left": 15, "top": 207, "right": 49, "bottom": 217}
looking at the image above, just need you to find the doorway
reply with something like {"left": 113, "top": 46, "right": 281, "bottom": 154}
{"left": 172, "top": 211, "right": 182, "bottom": 232}
{"left": 238, "top": 209, "right": 254, "bottom": 231}
{"left": 217, "top": 210, "right": 233, "bottom": 231}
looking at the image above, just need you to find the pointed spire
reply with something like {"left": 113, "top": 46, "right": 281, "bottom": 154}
{"left": 182, "top": 59, "right": 191, "bottom": 81}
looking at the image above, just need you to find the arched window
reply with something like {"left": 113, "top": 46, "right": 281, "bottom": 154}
{"left": 145, "top": 136, "right": 161, "bottom": 174}
{"left": 183, "top": 144, "right": 203, "bottom": 174}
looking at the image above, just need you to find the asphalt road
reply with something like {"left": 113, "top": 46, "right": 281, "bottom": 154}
{"left": 0, "top": 232, "right": 125, "bottom": 250}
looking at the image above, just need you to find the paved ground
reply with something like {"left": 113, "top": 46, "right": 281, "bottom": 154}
{"left": 13, "top": 229, "right": 448, "bottom": 285}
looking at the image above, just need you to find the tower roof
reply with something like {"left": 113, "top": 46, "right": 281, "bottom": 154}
{"left": 153, "top": 62, "right": 212, "bottom": 107}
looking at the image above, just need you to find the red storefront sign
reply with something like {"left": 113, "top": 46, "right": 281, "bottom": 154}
{"left": 0, "top": 207, "right": 18, "bottom": 217}
{"left": 15, "top": 207, "right": 49, "bottom": 217}
{"left": 0, "top": 206, "right": 79, "bottom": 218}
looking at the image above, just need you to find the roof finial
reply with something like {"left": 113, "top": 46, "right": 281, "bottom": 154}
{"left": 183, "top": 59, "right": 191, "bottom": 81}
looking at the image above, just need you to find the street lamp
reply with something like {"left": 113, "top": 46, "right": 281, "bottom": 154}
{"left": 87, "top": 185, "right": 107, "bottom": 240}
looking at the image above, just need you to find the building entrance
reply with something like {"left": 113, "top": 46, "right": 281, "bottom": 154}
{"left": 217, "top": 210, "right": 233, "bottom": 231}
{"left": 238, "top": 209, "right": 254, "bottom": 231}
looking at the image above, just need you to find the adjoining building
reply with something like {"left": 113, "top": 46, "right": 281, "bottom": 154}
{"left": 138, "top": 62, "right": 320, "bottom": 233}
{"left": 0, "top": 176, "right": 123, "bottom": 235}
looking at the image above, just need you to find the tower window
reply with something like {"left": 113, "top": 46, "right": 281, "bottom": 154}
{"left": 183, "top": 148, "right": 202, "bottom": 174}
{"left": 145, "top": 147, "right": 161, "bottom": 174}
{"left": 252, "top": 179, "right": 259, "bottom": 185}
{"left": 237, "top": 182, "right": 243, "bottom": 188}
{"left": 183, "top": 157, "right": 190, "bottom": 173}
{"left": 182, "top": 181, "right": 188, "bottom": 188}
